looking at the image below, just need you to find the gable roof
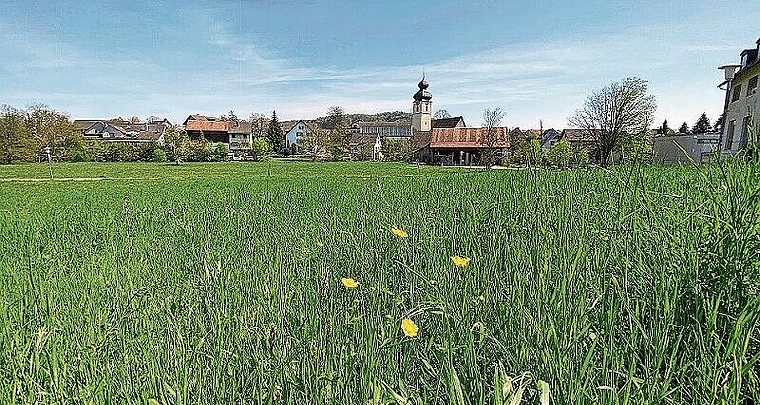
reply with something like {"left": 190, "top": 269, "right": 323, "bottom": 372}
{"left": 186, "top": 120, "right": 229, "bottom": 132}
{"left": 432, "top": 116, "right": 466, "bottom": 128}
{"left": 73, "top": 120, "right": 102, "bottom": 131}
{"left": 429, "top": 127, "right": 509, "bottom": 149}
{"left": 183, "top": 114, "right": 219, "bottom": 126}
{"left": 561, "top": 129, "right": 599, "bottom": 142}
{"left": 228, "top": 120, "right": 252, "bottom": 134}
{"left": 280, "top": 120, "right": 304, "bottom": 133}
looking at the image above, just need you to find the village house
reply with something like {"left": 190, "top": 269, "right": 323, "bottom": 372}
{"left": 409, "top": 77, "right": 509, "bottom": 165}
{"left": 183, "top": 114, "right": 254, "bottom": 155}
{"left": 183, "top": 115, "right": 230, "bottom": 144}
{"left": 281, "top": 120, "right": 315, "bottom": 151}
{"left": 719, "top": 38, "right": 760, "bottom": 154}
{"left": 541, "top": 129, "right": 562, "bottom": 150}
{"left": 73, "top": 118, "right": 170, "bottom": 145}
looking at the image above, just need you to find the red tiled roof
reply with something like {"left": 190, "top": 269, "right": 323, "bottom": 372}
{"left": 186, "top": 120, "right": 229, "bottom": 132}
{"left": 430, "top": 127, "right": 509, "bottom": 148}
{"left": 562, "top": 129, "right": 599, "bottom": 142}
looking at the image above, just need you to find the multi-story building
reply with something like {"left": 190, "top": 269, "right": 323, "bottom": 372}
{"left": 720, "top": 38, "right": 760, "bottom": 153}
{"left": 183, "top": 114, "right": 253, "bottom": 155}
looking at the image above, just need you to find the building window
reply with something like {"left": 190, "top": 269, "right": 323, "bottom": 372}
{"left": 725, "top": 120, "right": 736, "bottom": 150}
{"left": 732, "top": 84, "right": 742, "bottom": 102}
{"left": 748, "top": 76, "right": 758, "bottom": 97}
{"left": 739, "top": 116, "right": 751, "bottom": 149}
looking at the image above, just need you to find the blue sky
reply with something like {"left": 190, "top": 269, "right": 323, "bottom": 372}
{"left": 1, "top": 0, "right": 758, "bottom": 129}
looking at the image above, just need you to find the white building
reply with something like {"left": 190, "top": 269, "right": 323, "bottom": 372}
{"left": 719, "top": 38, "right": 760, "bottom": 154}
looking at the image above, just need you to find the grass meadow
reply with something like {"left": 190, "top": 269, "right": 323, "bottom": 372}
{"left": 0, "top": 160, "right": 758, "bottom": 404}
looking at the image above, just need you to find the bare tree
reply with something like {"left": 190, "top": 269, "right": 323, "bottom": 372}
{"left": 481, "top": 107, "right": 506, "bottom": 168}
{"left": 569, "top": 77, "right": 656, "bottom": 166}
{"left": 300, "top": 124, "right": 328, "bottom": 161}
{"left": 434, "top": 109, "right": 451, "bottom": 119}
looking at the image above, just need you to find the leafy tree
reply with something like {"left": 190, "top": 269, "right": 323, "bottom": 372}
{"left": 250, "top": 138, "right": 271, "bottom": 161}
{"left": 0, "top": 105, "right": 34, "bottom": 163}
{"left": 134, "top": 142, "right": 161, "bottom": 162}
{"left": 152, "top": 148, "right": 167, "bottom": 163}
{"left": 507, "top": 128, "right": 531, "bottom": 165}
{"left": 545, "top": 139, "right": 572, "bottom": 168}
{"left": 619, "top": 130, "right": 653, "bottom": 163}
{"left": 529, "top": 138, "right": 544, "bottom": 166}
{"left": 211, "top": 143, "right": 229, "bottom": 161}
{"left": 250, "top": 112, "right": 270, "bottom": 139}
{"left": 226, "top": 110, "right": 238, "bottom": 122}
{"left": 481, "top": 107, "right": 506, "bottom": 168}
{"left": 186, "top": 138, "right": 211, "bottom": 162}
{"left": 26, "top": 104, "right": 84, "bottom": 162}
{"left": 679, "top": 122, "right": 690, "bottom": 134}
{"left": 164, "top": 125, "right": 189, "bottom": 165}
{"left": 569, "top": 77, "right": 656, "bottom": 166}
{"left": 381, "top": 139, "right": 412, "bottom": 162}
{"left": 434, "top": 109, "right": 451, "bottom": 119}
{"left": 325, "top": 106, "right": 350, "bottom": 160}
{"left": 692, "top": 112, "right": 713, "bottom": 134}
{"left": 266, "top": 110, "right": 284, "bottom": 154}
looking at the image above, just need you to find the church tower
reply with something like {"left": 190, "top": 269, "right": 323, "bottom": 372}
{"left": 412, "top": 76, "right": 432, "bottom": 132}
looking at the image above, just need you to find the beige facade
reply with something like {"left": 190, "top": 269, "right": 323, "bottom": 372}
{"left": 412, "top": 77, "right": 432, "bottom": 132}
{"left": 722, "top": 39, "right": 760, "bottom": 153}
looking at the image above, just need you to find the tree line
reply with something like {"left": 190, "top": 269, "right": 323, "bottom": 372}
{"left": 0, "top": 105, "right": 230, "bottom": 164}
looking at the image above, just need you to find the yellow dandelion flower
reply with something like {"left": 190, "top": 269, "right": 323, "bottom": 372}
{"left": 316, "top": 241, "right": 324, "bottom": 247}
{"left": 401, "top": 318, "right": 419, "bottom": 337}
{"left": 451, "top": 256, "right": 471, "bottom": 268}
{"left": 341, "top": 278, "right": 359, "bottom": 289}
{"left": 391, "top": 227, "right": 409, "bottom": 238}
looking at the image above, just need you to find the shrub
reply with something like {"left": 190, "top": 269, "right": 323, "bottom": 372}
{"left": 152, "top": 148, "right": 167, "bottom": 163}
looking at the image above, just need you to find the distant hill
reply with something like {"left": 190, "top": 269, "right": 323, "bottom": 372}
{"left": 314, "top": 111, "right": 411, "bottom": 128}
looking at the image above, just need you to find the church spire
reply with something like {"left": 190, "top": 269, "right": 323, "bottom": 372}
{"left": 412, "top": 75, "right": 432, "bottom": 132}
{"left": 414, "top": 75, "right": 432, "bottom": 101}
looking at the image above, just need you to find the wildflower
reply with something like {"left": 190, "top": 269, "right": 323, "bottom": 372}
{"left": 401, "top": 318, "right": 418, "bottom": 337}
{"left": 391, "top": 226, "right": 409, "bottom": 238}
{"left": 341, "top": 278, "right": 359, "bottom": 289}
{"left": 451, "top": 256, "right": 471, "bottom": 268}
{"left": 316, "top": 241, "right": 324, "bottom": 247}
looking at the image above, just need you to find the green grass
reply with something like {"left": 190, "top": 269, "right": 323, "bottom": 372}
{"left": 0, "top": 160, "right": 758, "bottom": 404}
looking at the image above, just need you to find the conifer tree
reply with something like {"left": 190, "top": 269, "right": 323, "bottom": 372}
{"left": 660, "top": 120, "right": 670, "bottom": 135}
{"left": 266, "top": 110, "right": 284, "bottom": 153}
{"left": 692, "top": 113, "right": 713, "bottom": 134}
{"left": 679, "top": 122, "right": 689, "bottom": 134}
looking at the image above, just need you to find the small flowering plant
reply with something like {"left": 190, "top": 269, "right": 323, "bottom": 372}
{"left": 341, "top": 278, "right": 359, "bottom": 289}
